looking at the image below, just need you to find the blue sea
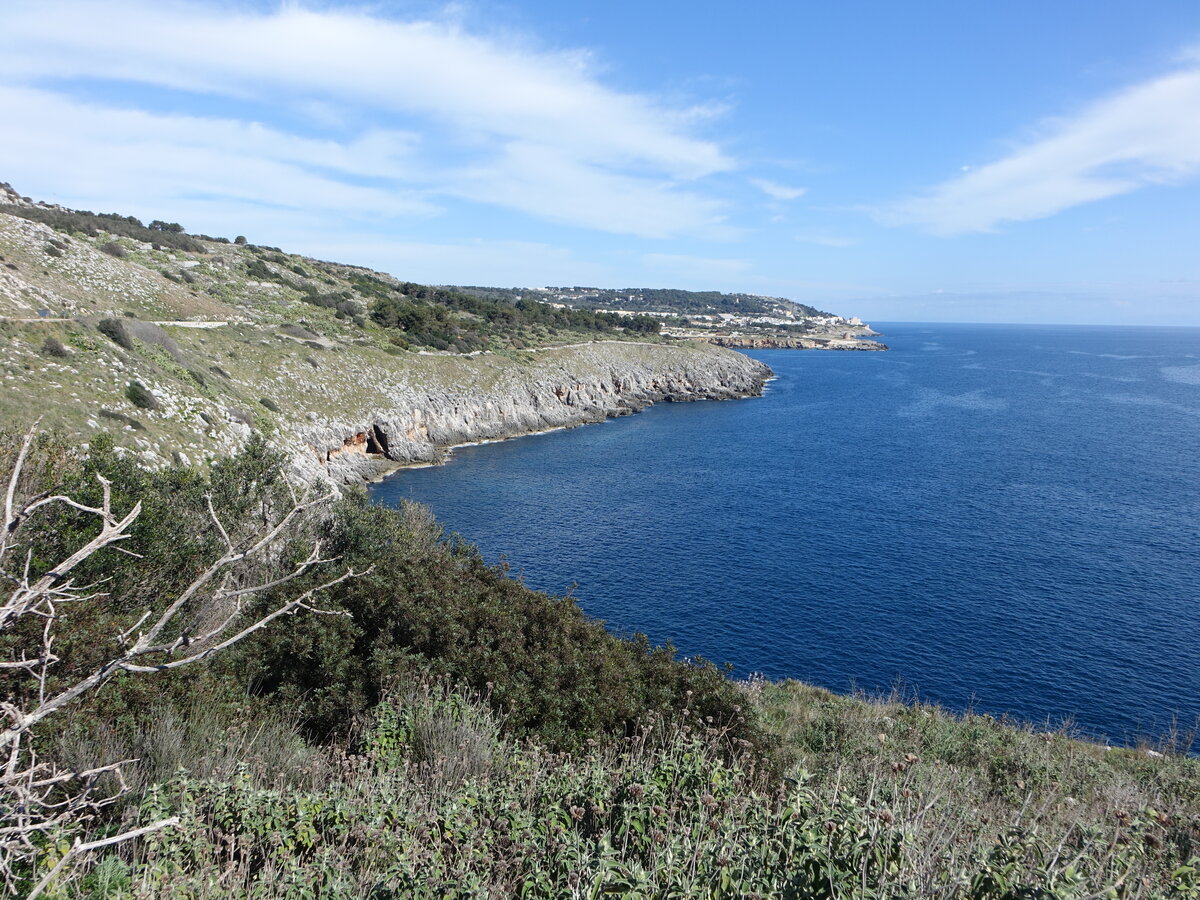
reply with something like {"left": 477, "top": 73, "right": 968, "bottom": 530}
{"left": 371, "top": 323, "right": 1200, "bottom": 745}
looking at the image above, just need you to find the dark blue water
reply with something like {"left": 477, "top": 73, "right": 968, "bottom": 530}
{"left": 371, "top": 324, "right": 1200, "bottom": 745}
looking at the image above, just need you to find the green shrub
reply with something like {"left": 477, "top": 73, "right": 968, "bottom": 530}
{"left": 240, "top": 493, "right": 758, "bottom": 750}
{"left": 125, "top": 380, "right": 159, "bottom": 410}
{"left": 67, "top": 697, "right": 1195, "bottom": 900}
{"left": 41, "top": 336, "right": 70, "bottom": 358}
{"left": 259, "top": 397, "right": 280, "bottom": 413}
{"left": 100, "top": 241, "right": 127, "bottom": 258}
{"left": 97, "top": 317, "right": 134, "bottom": 350}
{"left": 0, "top": 204, "right": 205, "bottom": 252}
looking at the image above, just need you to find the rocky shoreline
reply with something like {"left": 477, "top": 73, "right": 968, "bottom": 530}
{"left": 699, "top": 335, "right": 887, "bottom": 351}
{"left": 296, "top": 342, "right": 773, "bottom": 486}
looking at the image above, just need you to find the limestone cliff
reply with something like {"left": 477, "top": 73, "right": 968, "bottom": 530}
{"left": 299, "top": 341, "right": 771, "bottom": 485}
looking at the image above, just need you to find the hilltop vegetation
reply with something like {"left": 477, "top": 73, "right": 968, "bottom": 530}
{"left": 455, "top": 284, "right": 834, "bottom": 319}
{"left": 0, "top": 195, "right": 659, "bottom": 353}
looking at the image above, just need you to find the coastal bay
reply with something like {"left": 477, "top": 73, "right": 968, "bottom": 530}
{"left": 374, "top": 322, "right": 1200, "bottom": 746}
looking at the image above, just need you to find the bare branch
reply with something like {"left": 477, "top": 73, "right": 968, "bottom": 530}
{"left": 1, "top": 426, "right": 359, "bottom": 895}
{"left": 205, "top": 493, "right": 233, "bottom": 552}
{"left": 3, "top": 423, "right": 39, "bottom": 543}
{"left": 25, "top": 817, "right": 181, "bottom": 900}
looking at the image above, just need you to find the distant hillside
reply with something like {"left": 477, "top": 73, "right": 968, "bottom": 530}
{"left": 0, "top": 187, "right": 661, "bottom": 354}
{"left": 453, "top": 284, "right": 834, "bottom": 318}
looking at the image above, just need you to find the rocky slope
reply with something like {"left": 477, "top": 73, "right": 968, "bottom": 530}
{"left": 0, "top": 194, "right": 770, "bottom": 486}
{"left": 307, "top": 340, "right": 769, "bottom": 484}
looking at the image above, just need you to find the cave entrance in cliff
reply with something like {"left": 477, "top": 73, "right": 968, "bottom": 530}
{"left": 366, "top": 424, "right": 389, "bottom": 457}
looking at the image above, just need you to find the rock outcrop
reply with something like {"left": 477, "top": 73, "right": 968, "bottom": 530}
{"left": 699, "top": 335, "right": 886, "bottom": 351}
{"left": 296, "top": 341, "right": 772, "bottom": 485}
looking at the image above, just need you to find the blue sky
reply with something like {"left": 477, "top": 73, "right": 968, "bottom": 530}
{"left": 3, "top": 0, "right": 1200, "bottom": 324}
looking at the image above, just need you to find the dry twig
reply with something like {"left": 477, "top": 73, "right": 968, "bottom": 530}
{"left": 0, "top": 425, "right": 360, "bottom": 897}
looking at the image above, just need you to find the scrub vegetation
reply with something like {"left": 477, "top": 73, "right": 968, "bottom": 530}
{"left": 2, "top": 435, "right": 1197, "bottom": 898}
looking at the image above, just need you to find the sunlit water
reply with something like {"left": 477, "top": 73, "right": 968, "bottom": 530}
{"left": 371, "top": 324, "right": 1200, "bottom": 745}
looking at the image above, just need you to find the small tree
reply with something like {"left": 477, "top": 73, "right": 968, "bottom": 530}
{"left": 0, "top": 427, "right": 360, "bottom": 898}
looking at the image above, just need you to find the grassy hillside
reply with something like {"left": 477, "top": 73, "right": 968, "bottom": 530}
{"left": 0, "top": 192, "right": 757, "bottom": 477}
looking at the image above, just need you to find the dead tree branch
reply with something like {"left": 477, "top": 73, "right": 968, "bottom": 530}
{"left": 0, "top": 426, "right": 360, "bottom": 897}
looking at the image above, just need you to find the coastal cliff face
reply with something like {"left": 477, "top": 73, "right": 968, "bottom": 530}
{"left": 299, "top": 341, "right": 771, "bottom": 484}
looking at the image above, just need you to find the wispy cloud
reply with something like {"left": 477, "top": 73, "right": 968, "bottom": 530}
{"left": 750, "top": 178, "right": 807, "bottom": 201}
{"left": 0, "top": 86, "right": 436, "bottom": 220}
{"left": 0, "top": 0, "right": 733, "bottom": 238}
{"left": 456, "top": 144, "right": 729, "bottom": 239}
{"left": 880, "top": 64, "right": 1200, "bottom": 235}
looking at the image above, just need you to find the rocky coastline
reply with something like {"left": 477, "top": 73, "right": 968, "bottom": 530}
{"left": 297, "top": 341, "right": 773, "bottom": 485}
{"left": 699, "top": 335, "right": 887, "bottom": 351}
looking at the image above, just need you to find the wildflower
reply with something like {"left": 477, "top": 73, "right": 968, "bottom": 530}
{"left": 570, "top": 805, "right": 585, "bottom": 822}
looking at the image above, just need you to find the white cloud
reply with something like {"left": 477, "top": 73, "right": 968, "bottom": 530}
{"left": 881, "top": 66, "right": 1200, "bottom": 235}
{"left": 750, "top": 178, "right": 807, "bottom": 201}
{"left": 456, "top": 144, "right": 729, "bottom": 239}
{"left": 0, "top": 86, "right": 437, "bottom": 222}
{"left": 0, "top": 1, "right": 733, "bottom": 237}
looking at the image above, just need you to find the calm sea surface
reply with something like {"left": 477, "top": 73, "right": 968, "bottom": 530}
{"left": 371, "top": 324, "right": 1200, "bottom": 744}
